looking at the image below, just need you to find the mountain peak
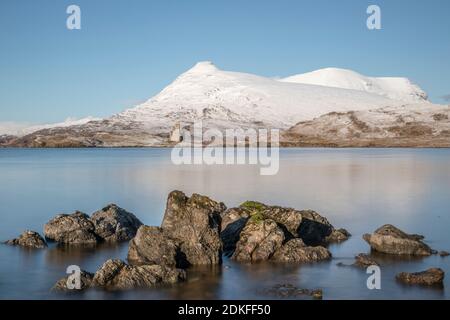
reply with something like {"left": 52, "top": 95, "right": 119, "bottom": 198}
{"left": 186, "top": 61, "right": 218, "bottom": 74}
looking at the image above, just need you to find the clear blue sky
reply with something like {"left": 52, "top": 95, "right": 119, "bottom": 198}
{"left": 1, "top": 0, "right": 449, "bottom": 123}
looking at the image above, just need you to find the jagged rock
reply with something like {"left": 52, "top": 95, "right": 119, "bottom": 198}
{"left": 232, "top": 218, "right": 285, "bottom": 262}
{"left": 296, "top": 210, "right": 335, "bottom": 245}
{"left": 271, "top": 238, "right": 331, "bottom": 263}
{"left": 44, "top": 211, "right": 98, "bottom": 244}
{"left": 363, "top": 224, "right": 433, "bottom": 256}
{"left": 161, "top": 191, "right": 226, "bottom": 265}
{"left": 52, "top": 270, "right": 94, "bottom": 291}
{"left": 4, "top": 230, "right": 47, "bottom": 249}
{"left": 91, "top": 204, "right": 142, "bottom": 242}
{"left": 439, "top": 251, "right": 450, "bottom": 257}
{"left": 127, "top": 226, "right": 181, "bottom": 268}
{"left": 326, "top": 228, "right": 351, "bottom": 243}
{"left": 353, "top": 253, "right": 379, "bottom": 268}
{"left": 92, "top": 259, "right": 186, "bottom": 290}
{"left": 396, "top": 268, "right": 445, "bottom": 286}
{"left": 221, "top": 208, "right": 250, "bottom": 256}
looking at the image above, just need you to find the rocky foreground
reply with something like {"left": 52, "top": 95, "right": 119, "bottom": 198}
{"left": 3, "top": 190, "right": 448, "bottom": 294}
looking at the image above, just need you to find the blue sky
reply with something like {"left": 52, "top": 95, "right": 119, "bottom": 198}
{"left": 0, "top": 0, "right": 449, "bottom": 124}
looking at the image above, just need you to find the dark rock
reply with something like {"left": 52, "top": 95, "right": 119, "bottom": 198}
{"left": 91, "top": 204, "right": 143, "bottom": 242}
{"left": 127, "top": 226, "right": 181, "bottom": 268}
{"left": 92, "top": 259, "right": 186, "bottom": 290}
{"left": 439, "top": 251, "right": 450, "bottom": 257}
{"left": 52, "top": 270, "right": 94, "bottom": 291}
{"left": 353, "top": 253, "right": 379, "bottom": 268}
{"left": 161, "top": 191, "right": 226, "bottom": 265}
{"left": 396, "top": 268, "right": 445, "bottom": 286}
{"left": 363, "top": 224, "right": 433, "bottom": 256}
{"left": 232, "top": 218, "right": 285, "bottom": 262}
{"left": 263, "top": 284, "right": 323, "bottom": 299}
{"left": 272, "top": 239, "right": 331, "bottom": 263}
{"left": 4, "top": 230, "right": 47, "bottom": 249}
{"left": 44, "top": 212, "right": 98, "bottom": 244}
{"left": 220, "top": 208, "right": 250, "bottom": 256}
{"left": 295, "top": 210, "right": 334, "bottom": 245}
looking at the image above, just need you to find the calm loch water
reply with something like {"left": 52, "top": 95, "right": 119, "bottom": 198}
{"left": 0, "top": 148, "right": 449, "bottom": 300}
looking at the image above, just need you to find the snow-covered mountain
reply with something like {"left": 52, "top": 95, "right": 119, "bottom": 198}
{"left": 280, "top": 67, "right": 428, "bottom": 102}
{"left": 2, "top": 61, "right": 446, "bottom": 148}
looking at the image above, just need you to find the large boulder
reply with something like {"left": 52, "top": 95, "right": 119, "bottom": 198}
{"left": 232, "top": 218, "right": 285, "bottom": 262}
{"left": 52, "top": 270, "right": 94, "bottom": 291}
{"left": 161, "top": 191, "right": 226, "bottom": 265}
{"left": 271, "top": 239, "right": 331, "bottom": 263}
{"left": 92, "top": 259, "right": 186, "bottom": 290}
{"left": 91, "top": 204, "right": 142, "bottom": 242}
{"left": 363, "top": 224, "right": 433, "bottom": 256}
{"left": 396, "top": 268, "right": 445, "bottom": 286}
{"left": 220, "top": 208, "right": 250, "bottom": 256}
{"left": 4, "top": 230, "right": 47, "bottom": 249}
{"left": 127, "top": 226, "right": 181, "bottom": 268}
{"left": 44, "top": 211, "right": 98, "bottom": 244}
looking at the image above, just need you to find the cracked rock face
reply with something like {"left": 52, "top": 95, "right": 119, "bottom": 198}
{"left": 4, "top": 230, "right": 47, "bottom": 249}
{"left": 161, "top": 191, "right": 226, "bottom": 265}
{"left": 91, "top": 204, "right": 143, "bottom": 242}
{"left": 44, "top": 211, "right": 98, "bottom": 244}
{"left": 396, "top": 268, "right": 445, "bottom": 286}
{"left": 363, "top": 224, "right": 433, "bottom": 256}
{"left": 272, "top": 239, "right": 331, "bottom": 263}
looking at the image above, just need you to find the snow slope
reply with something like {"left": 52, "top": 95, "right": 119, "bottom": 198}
{"left": 113, "top": 62, "right": 414, "bottom": 130}
{"left": 280, "top": 67, "right": 428, "bottom": 103}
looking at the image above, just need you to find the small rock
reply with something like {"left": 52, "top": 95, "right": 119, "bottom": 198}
{"left": 363, "top": 224, "right": 433, "bottom": 256}
{"left": 353, "top": 253, "right": 379, "bottom": 268}
{"left": 263, "top": 284, "right": 323, "bottom": 299}
{"left": 271, "top": 239, "right": 331, "bottom": 263}
{"left": 439, "top": 251, "right": 450, "bottom": 257}
{"left": 396, "top": 268, "right": 445, "bottom": 286}
{"left": 232, "top": 218, "right": 285, "bottom": 262}
{"left": 4, "top": 230, "right": 47, "bottom": 249}
{"left": 91, "top": 204, "right": 143, "bottom": 242}
{"left": 44, "top": 211, "right": 98, "bottom": 244}
{"left": 52, "top": 270, "right": 94, "bottom": 291}
{"left": 325, "top": 228, "right": 351, "bottom": 243}
{"left": 92, "top": 259, "right": 186, "bottom": 290}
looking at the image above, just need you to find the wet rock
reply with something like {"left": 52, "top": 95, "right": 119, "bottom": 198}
{"left": 263, "top": 284, "right": 323, "bottom": 299}
{"left": 363, "top": 224, "right": 433, "bottom": 256}
{"left": 272, "top": 239, "right": 331, "bottom": 263}
{"left": 232, "top": 218, "right": 285, "bottom": 262}
{"left": 4, "top": 230, "right": 47, "bottom": 249}
{"left": 92, "top": 259, "right": 186, "bottom": 290}
{"left": 52, "top": 270, "right": 94, "bottom": 291}
{"left": 91, "top": 204, "right": 142, "bottom": 242}
{"left": 396, "top": 268, "right": 445, "bottom": 286}
{"left": 221, "top": 208, "right": 250, "bottom": 256}
{"left": 353, "top": 253, "right": 379, "bottom": 268}
{"left": 439, "top": 251, "right": 450, "bottom": 257}
{"left": 325, "top": 228, "right": 351, "bottom": 243}
{"left": 127, "top": 226, "right": 181, "bottom": 268}
{"left": 295, "top": 210, "right": 335, "bottom": 245}
{"left": 161, "top": 191, "right": 226, "bottom": 265}
{"left": 44, "top": 211, "right": 98, "bottom": 244}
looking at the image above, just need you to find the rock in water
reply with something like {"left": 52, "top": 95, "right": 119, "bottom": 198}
{"left": 296, "top": 210, "right": 335, "bottom": 245}
{"left": 44, "top": 212, "right": 98, "bottom": 244}
{"left": 92, "top": 259, "right": 186, "bottom": 290}
{"left": 91, "top": 204, "right": 143, "bottom": 242}
{"left": 353, "top": 253, "right": 379, "bottom": 268}
{"left": 232, "top": 218, "right": 285, "bottom": 262}
{"left": 326, "top": 228, "right": 352, "bottom": 243}
{"left": 4, "top": 230, "right": 47, "bottom": 249}
{"left": 161, "top": 191, "right": 226, "bottom": 265}
{"left": 128, "top": 226, "right": 181, "bottom": 268}
{"left": 363, "top": 224, "right": 433, "bottom": 256}
{"left": 272, "top": 239, "right": 331, "bottom": 263}
{"left": 396, "top": 268, "right": 445, "bottom": 286}
{"left": 221, "top": 208, "right": 250, "bottom": 257}
{"left": 439, "top": 251, "right": 450, "bottom": 257}
{"left": 52, "top": 270, "right": 94, "bottom": 291}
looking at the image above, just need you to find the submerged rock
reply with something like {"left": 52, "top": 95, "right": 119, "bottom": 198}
{"left": 353, "top": 253, "right": 379, "bottom": 268}
{"left": 363, "top": 224, "right": 433, "bottom": 256}
{"left": 52, "top": 270, "right": 94, "bottom": 291}
{"left": 272, "top": 239, "right": 331, "bottom": 263}
{"left": 263, "top": 284, "right": 323, "bottom": 299}
{"left": 44, "top": 211, "right": 98, "bottom": 244}
{"left": 91, "top": 204, "right": 142, "bottom": 242}
{"left": 4, "top": 230, "right": 47, "bottom": 249}
{"left": 127, "top": 226, "right": 181, "bottom": 268}
{"left": 161, "top": 191, "right": 226, "bottom": 265}
{"left": 396, "top": 268, "right": 445, "bottom": 286}
{"left": 232, "top": 218, "right": 285, "bottom": 262}
{"left": 439, "top": 251, "right": 450, "bottom": 257}
{"left": 92, "top": 259, "right": 186, "bottom": 290}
